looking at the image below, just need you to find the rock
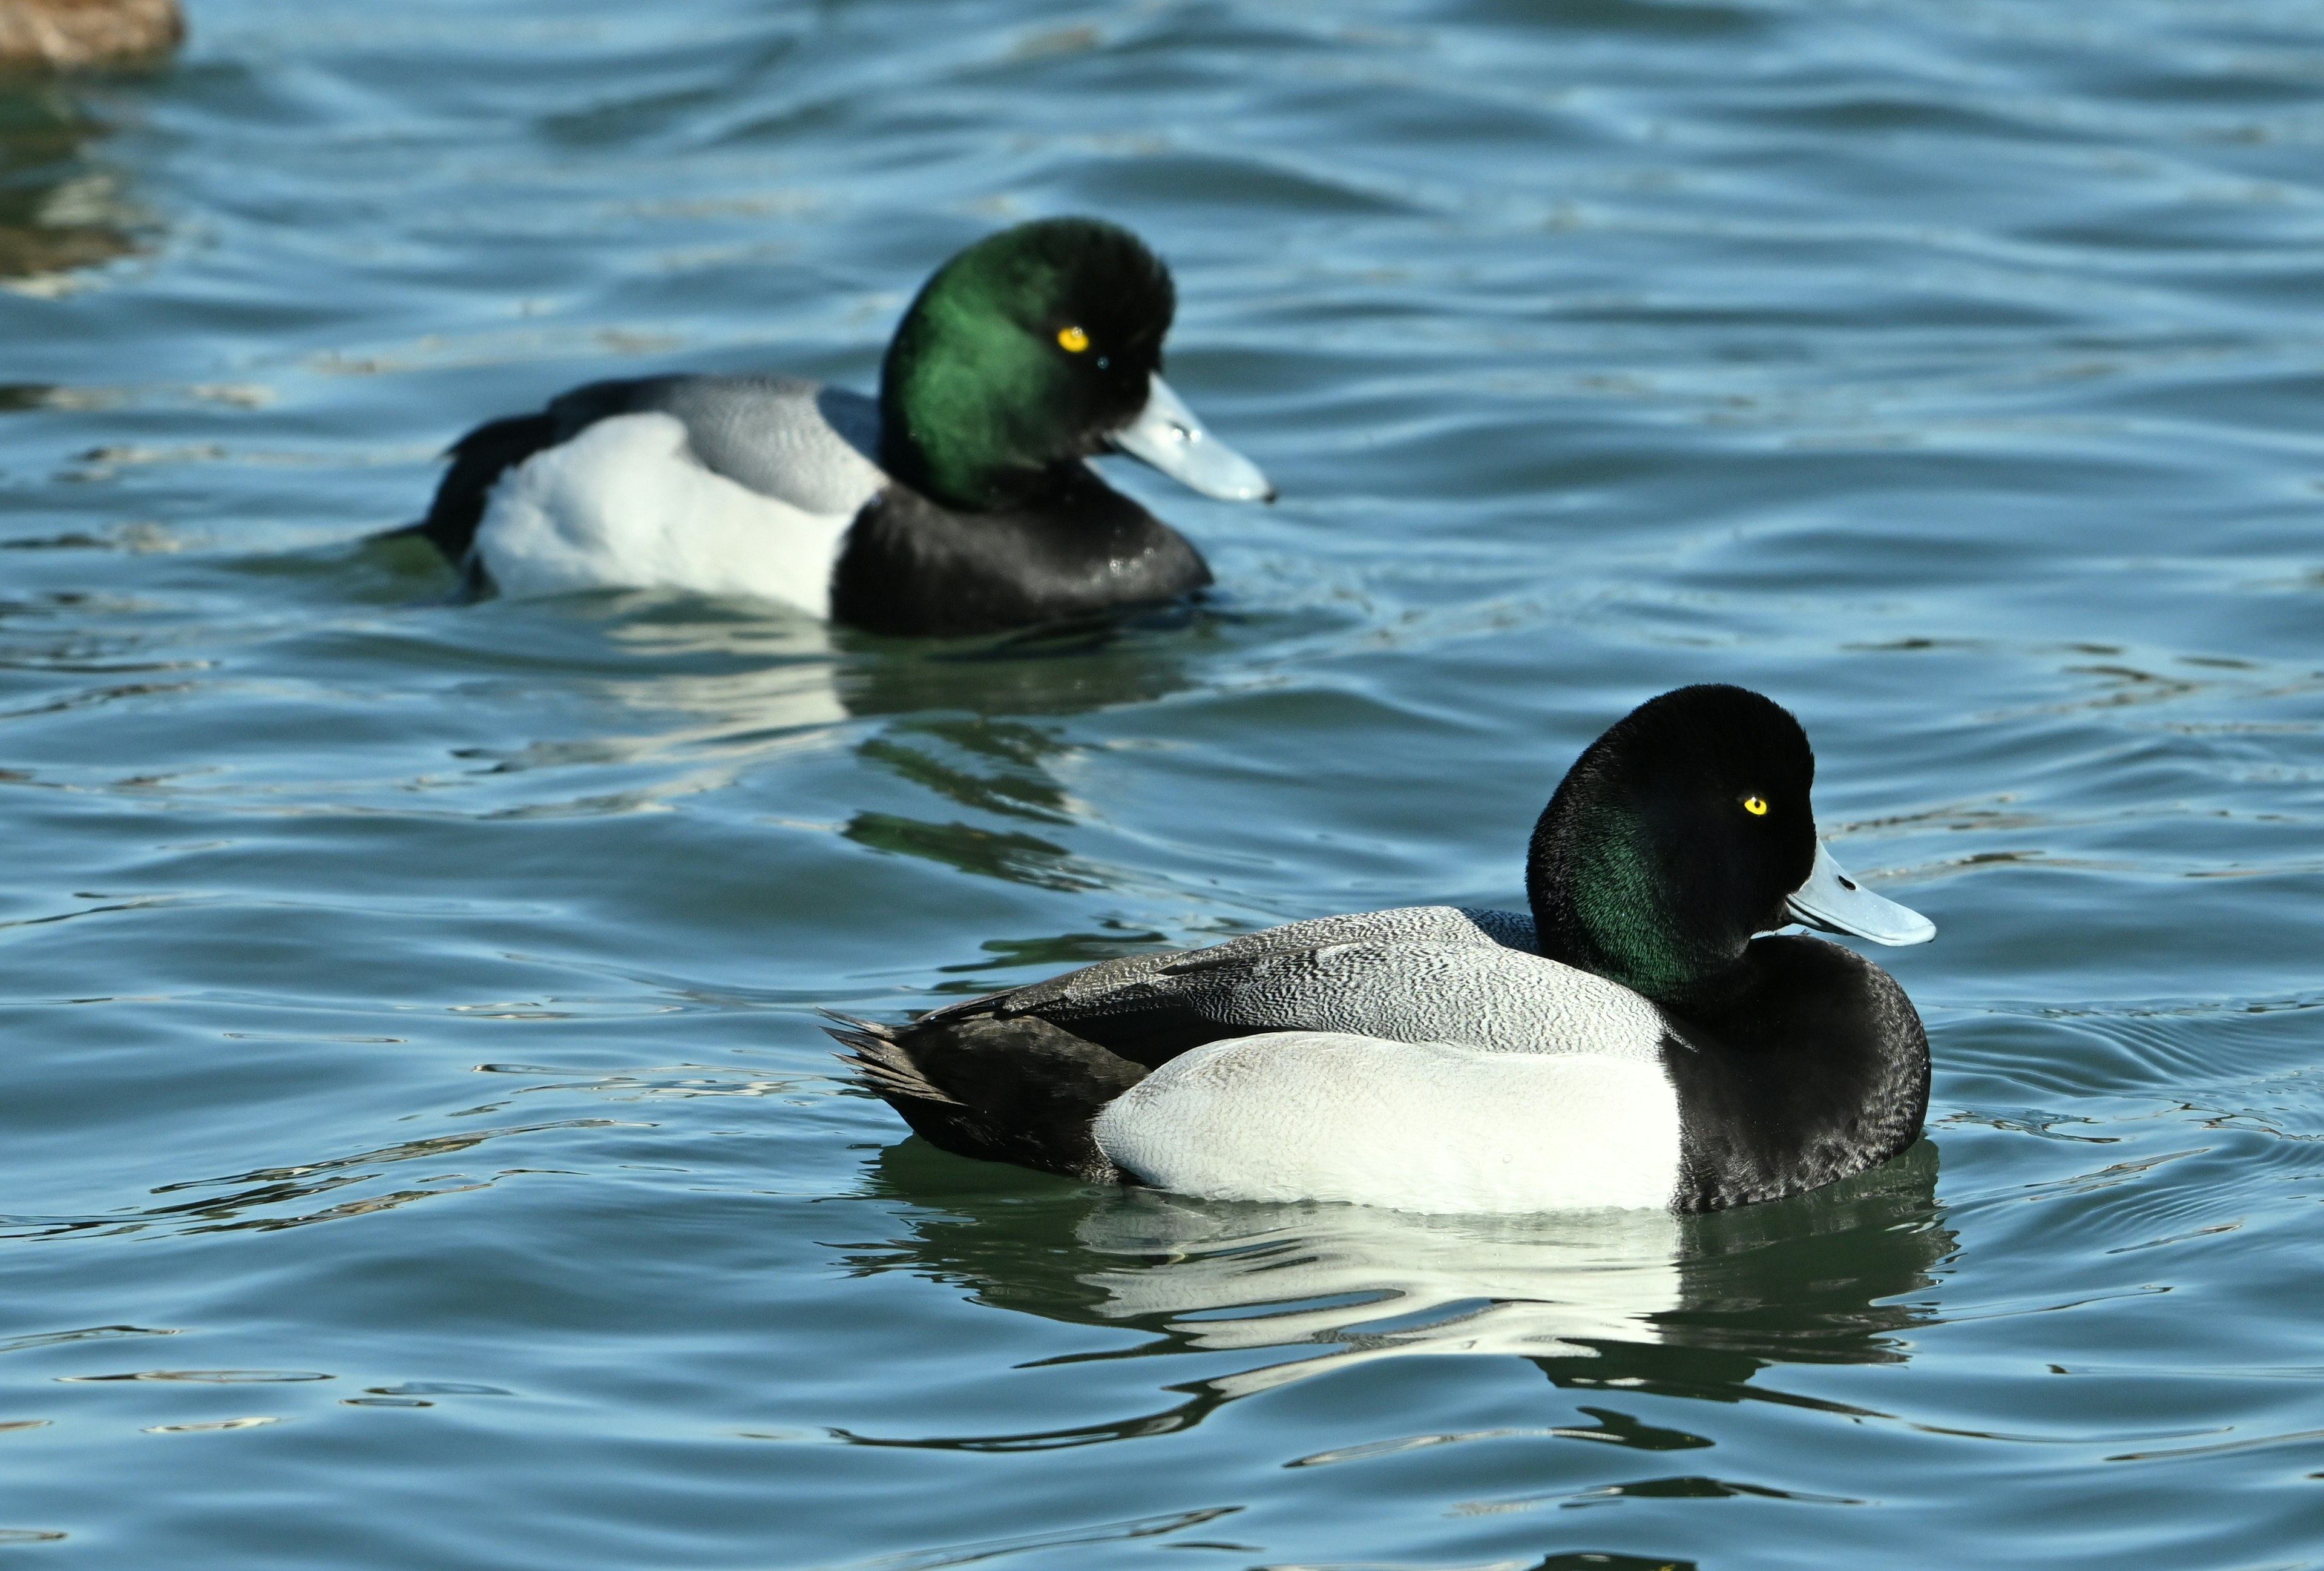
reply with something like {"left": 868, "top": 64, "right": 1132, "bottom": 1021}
{"left": 0, "top": 0, "right": 184, "bottom": 70}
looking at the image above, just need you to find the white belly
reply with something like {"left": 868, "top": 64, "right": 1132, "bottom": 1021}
{"left": 1093, "top": 1032, "right": 1682, "bottom": 1214}
{"left": 474, "top": 412, "right": 857, "bottom": 616}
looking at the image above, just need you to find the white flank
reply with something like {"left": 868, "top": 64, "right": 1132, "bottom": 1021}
{"left": 1094, "top": 1032, "right": 1681, "bottom": 1215}
{"left": 474, "top": 413, "right": 856, "bottom": 616}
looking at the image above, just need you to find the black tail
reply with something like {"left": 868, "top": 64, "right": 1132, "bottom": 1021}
{"left": 824, "top": 1010, "right": 1149, "bottom": 1184}
{"left": 389, "top": 413, "right": 560, "bottom": 565}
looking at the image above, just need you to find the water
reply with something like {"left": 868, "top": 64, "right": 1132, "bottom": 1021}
{"left": 4, "top": 0, "right": 2324, "bottom": 1564}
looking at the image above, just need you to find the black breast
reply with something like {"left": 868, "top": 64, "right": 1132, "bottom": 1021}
{"left": 829, "top": 468, "right": 1213, "bottom": 637}
{"left": 1658, "top": 936, "right": 1929, "bottom": 1213}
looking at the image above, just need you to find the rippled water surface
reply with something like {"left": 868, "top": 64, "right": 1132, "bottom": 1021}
{"left": 7, "top": 1, "right": 2324, "bottom": 1564}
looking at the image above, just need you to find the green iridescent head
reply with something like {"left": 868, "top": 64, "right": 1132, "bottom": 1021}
{"left": 877, "top": 218, "right": 1177, "bottom": 511}
{"left": 1526, "top": 685, "right": 1821, "bottom": 1006}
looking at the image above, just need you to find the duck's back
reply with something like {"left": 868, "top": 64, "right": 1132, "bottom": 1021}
{"left": 548, "top": 376, "right": 885, "bottom": 514}
{"left": 927, "top": 904, "right": 1669, "bottom": 1067}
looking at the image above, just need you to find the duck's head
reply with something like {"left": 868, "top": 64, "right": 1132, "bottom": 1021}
{"left": 1525, "top": 685, "right": 1933, "bottom": 1008}
{"left": 877, "top": 217, "right": 1272, "bottom": 512}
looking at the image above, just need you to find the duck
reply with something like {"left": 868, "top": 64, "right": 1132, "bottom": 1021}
{"left": 829, "top": 684, "right": 1937, "bottom": 1214}
{"left": 399, "top": 217, "right": 1273, "bottom": 636}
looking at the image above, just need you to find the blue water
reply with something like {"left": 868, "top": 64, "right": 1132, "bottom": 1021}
{"left": 5, "top": 0, "right": 2324, "bottom": 1564}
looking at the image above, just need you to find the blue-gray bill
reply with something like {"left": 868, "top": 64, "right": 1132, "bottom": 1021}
{"left": 1782, "top": 840, "right": 1937, "bottom": 946}
{"left": 1109, "top": 373, "right": 1276, "bottom": 502}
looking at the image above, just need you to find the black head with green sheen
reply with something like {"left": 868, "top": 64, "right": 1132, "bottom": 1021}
{"left": 1526, "top": 685, "right": 1823, "bottom": 1007}
{"left": 878, "top": 218, "right": 1176, "bottom": 511}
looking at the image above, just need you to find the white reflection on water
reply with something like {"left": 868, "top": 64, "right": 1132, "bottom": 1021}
{"left": 1073, "top": 1192, "right": 1682, "bottom": 1400}
{"left": 599, "top": 607, "right": 849, "bottom": 742}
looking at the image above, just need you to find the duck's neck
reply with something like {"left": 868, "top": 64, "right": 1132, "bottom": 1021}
{"left": 878, "top": 308, "right": 1069, "bottom": 512}
{"left": 1526, "top": 799, "right": 1752, "bottom": 1013}
{"left": 877, "top": 428, "right": 1116, "bottom": 522}
{"left": 879, "top": 428, "right": 1074, "bottom": 515}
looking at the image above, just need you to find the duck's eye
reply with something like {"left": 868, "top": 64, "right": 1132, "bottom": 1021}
{"left": 1742, "top": 795, "right": 1768, "bottom": 817}
{"left": 1056, "top": 326, "right": 1090, "bottom": 353}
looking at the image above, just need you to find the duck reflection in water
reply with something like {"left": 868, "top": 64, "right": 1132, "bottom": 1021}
{"left": 835, "top": 608, "right": 1217, "bottom": 889}
{"left": 437, "top": 593, "right": 1206, "bottom": 888}
{"left": 835, "top": 1138, "right": 1952, "bottom": 1449}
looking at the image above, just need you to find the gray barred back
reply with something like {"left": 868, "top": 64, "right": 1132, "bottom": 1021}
{"left": 939, "top": 906, "right": 1666, "bottom": 1064}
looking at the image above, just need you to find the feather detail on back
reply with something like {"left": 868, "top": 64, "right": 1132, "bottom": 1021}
{"left": 931, "top": 906, "right": 1666, "bottom": 1067}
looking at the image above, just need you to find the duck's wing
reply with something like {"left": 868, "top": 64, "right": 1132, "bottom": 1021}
{"left": 921, "top": 906, "right": 1663, "bottom": 1068}
{"left": 933, "top": 906, "right": 1529, "bottom": 1020}
{"left": 551, "top": 375, "right": 887, "bottom": 516}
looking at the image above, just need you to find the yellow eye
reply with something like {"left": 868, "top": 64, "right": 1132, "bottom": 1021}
{"left": 1056, "top": 325, "right": 1090, "bottom": 353}
{"left": 1742, "top": 795, "right": 1768, "bottom": 816}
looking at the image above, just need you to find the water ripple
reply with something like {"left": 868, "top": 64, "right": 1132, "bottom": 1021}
{"left": 7, "top": 0, "right": 2324, "bottom": 1565}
